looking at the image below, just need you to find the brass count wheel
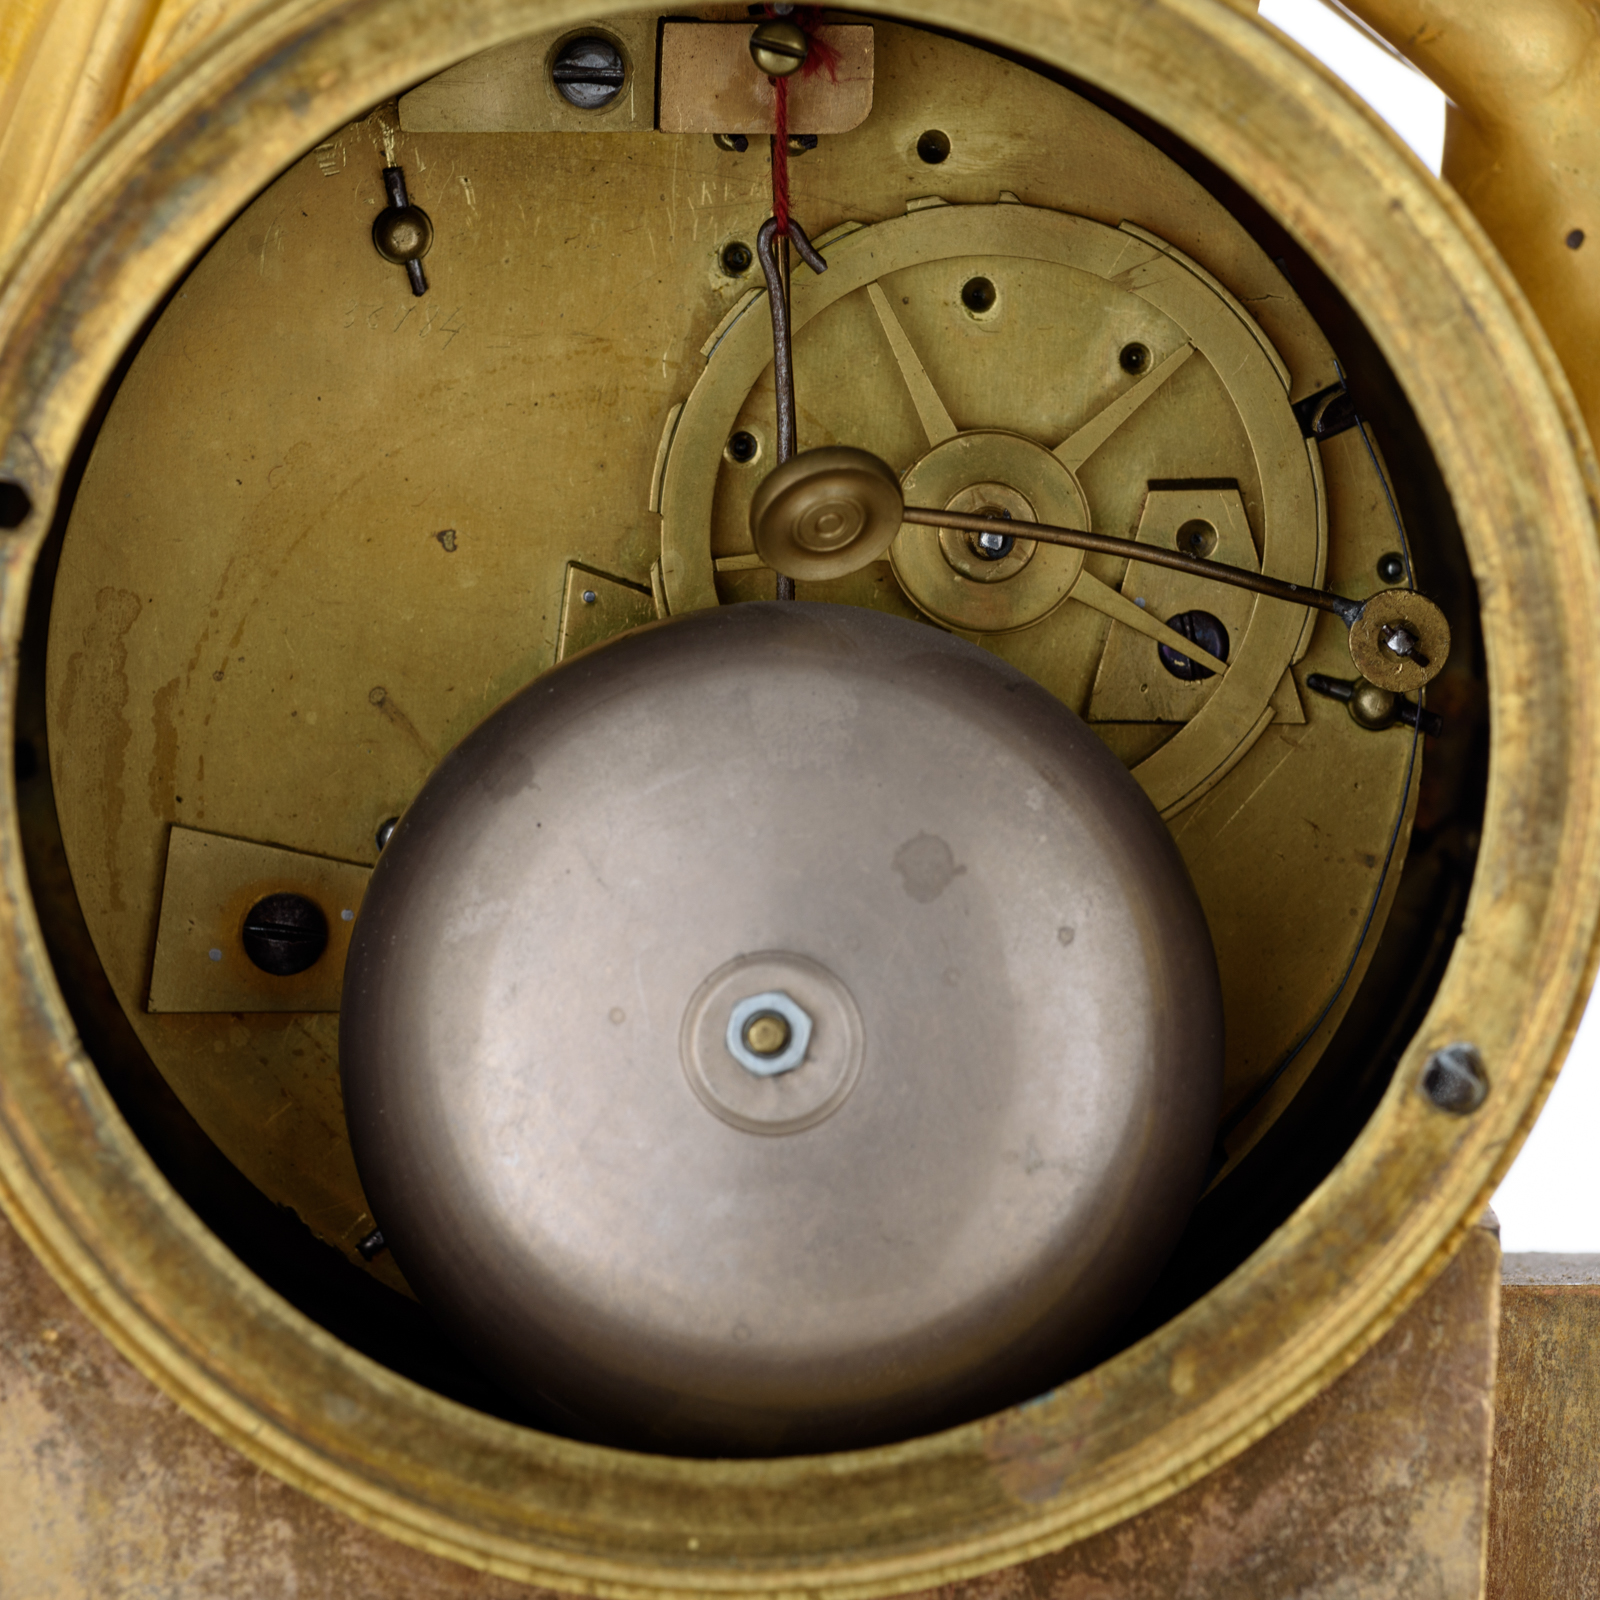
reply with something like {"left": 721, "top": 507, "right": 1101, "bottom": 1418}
{"left": 662, "top": 204, "right": 1329, "bottom": 825}
{"left": 0, "top": 1, "right": 1595, "bottom": 1596}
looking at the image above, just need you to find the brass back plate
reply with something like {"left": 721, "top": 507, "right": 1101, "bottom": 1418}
{"left": 45, "top": 20, "right": 1421, "bottom": 1273}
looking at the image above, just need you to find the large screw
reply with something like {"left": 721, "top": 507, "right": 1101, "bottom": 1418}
{"left": 552, "top": 36, "right": 625, "bottom": 109}
{"left": 1158, "top": 610, "right": 1230, "bottom": 682}
{"left": 242, "top": 893, "right": 328, "bottom": 977}
{"left": 749, "top": 18, "right": 809, "bottom": 77}
{"left": 1420, "top": 1042, "right": 1488, "bottom": 1114}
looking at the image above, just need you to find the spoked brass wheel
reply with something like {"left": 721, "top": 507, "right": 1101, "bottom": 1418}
{"left": 0, "top": 0, "right": 1596, "bottom": 1594}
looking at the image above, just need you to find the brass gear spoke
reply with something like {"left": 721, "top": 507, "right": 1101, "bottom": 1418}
{"left": 865, "top": 281, "right": 960, "bottom": 446}
{"left": 1054, "top": 342, "right": 1194, "bottom": 471}
{"left": 1072, "top": 570, "right": 1230, "bottom": 674}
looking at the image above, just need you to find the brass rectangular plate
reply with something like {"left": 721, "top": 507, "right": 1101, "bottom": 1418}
{"left": 658, "top": 23, "right": 874, "bottom": 134}
{"left": 398, "top": 15, "right": 659, "bottom": 133}
{"left": 148, "top": 828, "right": 371, "bottom": 1013}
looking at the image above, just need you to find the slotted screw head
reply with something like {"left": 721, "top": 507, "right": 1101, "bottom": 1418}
{"left": 552, "top": 36, "right": 625, "bottom": 109}
{"left": 749, "top": 19, "right": 809, "bottom": 77}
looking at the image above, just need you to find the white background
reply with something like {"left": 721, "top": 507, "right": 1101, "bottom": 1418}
{"left": 1257, "top": 0, "right": 1593, "bottom": 1250}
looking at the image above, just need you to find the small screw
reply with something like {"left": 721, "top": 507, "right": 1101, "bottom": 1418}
{"left": 1377, "top": 551, "right": 1407, "bottom": 583}
{"left": 1120, "top": 342, "right": 1151, "bottom": 375}
{"left": 916, "top": 129, "right": 951, "bottom": 165}
{"left": 0, "top": 481, "right": 32, "bottom": 529}
{"left": 727, "top": 430, "right": 760, "bottom": 464}
{"left": 721, "top": 241, "right": 754, "bottom": 275}
{"left": 961, "top": 276, "right": 997, "bottom": 314}
{"left": 552, "top": 36, "right": 625, "bottom": 109}
{"left": 713, "top": 133, "right": 749, "bottom": 154}
{"left": 1568, "top": 228, "right": 1586, "bottom": 250}
{"left": 582, "top": 589, "right": 598, "bottom": 605}
{"left": 376, "top": 816, "right": 399, "bottom": 851}
{"left": 1420, "top": 1042, "right": 1488, "bottom": 1114}
{"left": 357, "top": 1228, "right": 388, "bottom": 1261}
{"left": 749, "top": 18, "right": 809, "bottom": 77}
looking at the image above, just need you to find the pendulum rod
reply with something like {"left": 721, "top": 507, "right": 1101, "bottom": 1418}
{"left": 750, "top": 449, "right": 1447, "bottom": 681}
{"left": 756, "top": 217, "right": 827, "bottom": 600}
{"left": 756, "top": 218, "right": 828, "bottom": 468}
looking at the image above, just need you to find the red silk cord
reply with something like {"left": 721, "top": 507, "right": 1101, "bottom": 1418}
{"left": 764, "top": 7, "right": 840, "bottom": 236}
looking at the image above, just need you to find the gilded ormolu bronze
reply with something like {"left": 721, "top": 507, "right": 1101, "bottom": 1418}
{"left": 0, "top": 3, "right": 1598, "bottom": 1599}
{"left": 1336, "top": 0, "right": 1600, "bottom": 450}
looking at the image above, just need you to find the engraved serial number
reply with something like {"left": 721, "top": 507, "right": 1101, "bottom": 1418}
{"left": 342, "top": 302, "right": 465, "bottom": 346}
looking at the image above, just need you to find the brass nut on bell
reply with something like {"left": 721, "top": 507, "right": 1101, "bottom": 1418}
{"left": 742, "top": 1012, "right": 791, "bottom": 1057}
{"left": 372, "top": 206, "right": 433, "bottom": 265}
{"left": 749, "top": 18, "right": 809, "bottom": 77}
{"left": 1347, "top": 680, "right": 1398, "bottom": 731}
{"left": 749, "top": 447, "right": 905, "bottom": 582}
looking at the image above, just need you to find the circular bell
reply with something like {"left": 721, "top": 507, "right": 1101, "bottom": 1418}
{"left": 749, "top": 446, "right": 904, "bottom": 580}
{"left": 341, "top": 603, "right": 1224, "bottom": 1455}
